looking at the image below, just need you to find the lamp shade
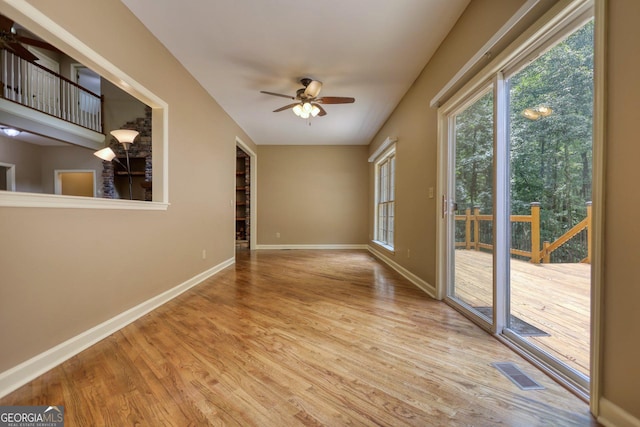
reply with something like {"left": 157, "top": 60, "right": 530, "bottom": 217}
{"left": 110, "top": 129, "right": 139, "bottom": 144}
{"left": 94, "top": 147, "right": 117, "bottom": 161}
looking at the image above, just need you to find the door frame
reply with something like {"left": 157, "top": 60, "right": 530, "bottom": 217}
{"left": 0, "top": 162, "right": 16, "bottom": 191}
{"left": 436, "top": 0, "right": 603, "bottom": 408}
{"left": 235, "top": 137, "right": 257, "bottom": 250}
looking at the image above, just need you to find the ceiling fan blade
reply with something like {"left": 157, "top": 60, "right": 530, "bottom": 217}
{"left": 313, "top": 103, "right": 327, "bottom": 117}
{"left": 273, "top": 102, "right": 300, "bottom": 113}
{"left": 317, "top": 96, "right": 355, "bottom": 104}
{"left": 304, "top": 80, "right": 322, "bottom": 98}
{"left": 260, "top": 90, "right": 295, "bottom": 100}
{"left": 8, "top": 42, "right": 38, "bottom": 61}
{"left": 0, "top": 15, "right": 14, "bottom": 33}
{"left": 16, "top": 36, "right": 61, "bottom": 53}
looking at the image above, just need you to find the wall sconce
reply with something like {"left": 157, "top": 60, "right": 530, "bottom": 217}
{"left": 94, "top": 129, "right": 139, "bottom": 200}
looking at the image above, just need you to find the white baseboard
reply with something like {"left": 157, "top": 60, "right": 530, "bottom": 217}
{"left": 367, "top": 245, "right": 436, "bottom": 298}
{"left": 255, "top": 244, "right": 368, "bottom": 250}
{"left": 0, "top": 257, "right": 235, "bottom": 399}
{"left": 599, "top": 398, "right": 640, "bottom": 427}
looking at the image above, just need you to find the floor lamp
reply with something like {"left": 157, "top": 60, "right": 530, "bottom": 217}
{"left": 94, "top": 129, "right": 139, "bottom": 200}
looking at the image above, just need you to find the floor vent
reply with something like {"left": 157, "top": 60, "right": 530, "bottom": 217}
{"left": 492, "top": 362, "right": 545, "bottom": 390}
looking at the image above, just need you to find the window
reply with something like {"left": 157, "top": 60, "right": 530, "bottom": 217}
{"left": 374, "top": 145, "right": 396, "bottom": 250}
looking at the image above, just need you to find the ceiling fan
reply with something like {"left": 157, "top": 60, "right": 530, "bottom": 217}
{"left": 0, "top": 14, "right": 61, "bottom": 62}
{"left": 260, "top": 78, "right": 355, "bottom": 118}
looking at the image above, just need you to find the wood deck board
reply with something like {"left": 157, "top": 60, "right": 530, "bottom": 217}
{"left": 0, "top": 250, "right": 595, "bottom": 426}
{"left": 453, "top": 249, "right": 590, "bottom": 376}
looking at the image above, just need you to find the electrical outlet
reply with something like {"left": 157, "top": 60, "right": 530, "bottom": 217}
{"left": 202, "top": 249, "right": 206, "bottom": 260}
{"left": 276, "top": 232, "right": 281, "bottom": 239}
{"left": 428, "top": 187, "right": 434, "bottom": 199}
{"left": 407, "top": 249, "right": 411, "bottom": 258}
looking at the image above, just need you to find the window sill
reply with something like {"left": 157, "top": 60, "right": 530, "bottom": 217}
{"left": 372, "top": 240, "right": 395, "bottom": 254}
{"left": 0, "top": 191, "right": 169, "bottom": 210}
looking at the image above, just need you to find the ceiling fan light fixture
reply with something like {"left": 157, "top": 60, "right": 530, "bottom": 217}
{"left": 292, "top": 104, "right": 303, "bottom": 116}
{"left": 305, "top": 80, "right": 323, "bottom": 98}
{"left": 311, "top": 105, "right": 320, "bottom": 117}
{"left": 300, "top": 111, "right": 310, "bottom": 119}
{"left": 537, "top": 105, "right": 553, "bottom": 116}
{"left": 522, "top": 108, "right": 540, "bottom": 120}
{"left": 302, "top": 102, "right": 312, "bottom": 114}
{"left": 1, "top": 127, "right": 20, "bottom": 137}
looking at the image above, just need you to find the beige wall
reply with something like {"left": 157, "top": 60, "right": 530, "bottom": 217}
{"left": 0, "top": 136, "right": 42, "bottom": 193}
{"left": 257, "top": 145, "right": 368, "bottom": 245}
{"left": 0, "top": 0, "right": 256, "bottom": 373}
{"left": 603, "top": 0, "right": 640, "bottom": 418}
{"left": 40, "top": 145, "right": 102, "bottom": 194}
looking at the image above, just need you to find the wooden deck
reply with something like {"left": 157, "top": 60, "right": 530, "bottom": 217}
{"left": 453, "top": 249, "right": 590, "bottom": 376}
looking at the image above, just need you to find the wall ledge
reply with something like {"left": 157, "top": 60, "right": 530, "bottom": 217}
{"left": 599, "top": 398, "right": 640, "bottom": 427}
{"left": 0, "top": 257, "right": 234, "bottom": 399}
{"left": 367, "top": 245, "right": 436, "bottom": 298}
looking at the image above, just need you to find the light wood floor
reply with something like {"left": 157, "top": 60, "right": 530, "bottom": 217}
{"left": 453, "top": 249, "right": 590, "bottom": 376}
{"left": 0, "top": 250, "right": 597, "bottom": 426}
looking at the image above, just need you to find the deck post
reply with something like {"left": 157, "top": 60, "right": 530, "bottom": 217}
{"left": 542, "top": 241, "right": 551, "bottom": 263}
{"left": 473, "top": 206, "right": 480, "bottom": 251}
{"left": 586, "top": 201, "right": 592, "bottom": 263}
{"left": 465, "top": 208, "right": 471, "bottom": 250}
{"left": 530, "top": 202, "right": 541, "bottom": 263}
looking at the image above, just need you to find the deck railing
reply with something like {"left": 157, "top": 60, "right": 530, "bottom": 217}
{"left": 0, "top": 49, "right": 103, "bottom": 133}
{"left": 455, "top": 202, "right": 592, "bottom": 264}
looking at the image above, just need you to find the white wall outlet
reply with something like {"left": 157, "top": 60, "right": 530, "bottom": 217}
{"left": 428, "top": 187, "right": 434, "bottom": 199}
{"left": 276, "top": 232, "right": 281, "bottom": 239}
{"left": 202, "top": 249, "right": 206, "bottom": 260}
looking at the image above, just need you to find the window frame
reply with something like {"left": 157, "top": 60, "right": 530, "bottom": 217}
{"left": 372, "top": 140, "right": 396, "bottom": 251}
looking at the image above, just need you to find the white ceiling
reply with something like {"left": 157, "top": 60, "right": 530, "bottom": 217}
{"left": 121, "top": 0, "right": 470, "bottom": 145}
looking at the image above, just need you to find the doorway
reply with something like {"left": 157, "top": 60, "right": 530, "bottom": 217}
{"left": 54, "top": 170, "right": 96, "bottom": 197}
{"left": 440, "top": 15, "right": 594, "bottom": 397}
{"left": 236, "top": 146, "right": 250, "bottom": 250}
{"left": 0, "top": 162, "right": 15, "bottom": 191}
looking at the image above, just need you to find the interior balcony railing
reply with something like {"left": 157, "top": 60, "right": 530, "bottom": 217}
{"left": 0, "top": 48, "right": 103, "bottom": 134}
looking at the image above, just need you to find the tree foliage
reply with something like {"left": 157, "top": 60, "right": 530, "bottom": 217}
{"left": 454, "top": 21, "right": 594, "bottom": 261}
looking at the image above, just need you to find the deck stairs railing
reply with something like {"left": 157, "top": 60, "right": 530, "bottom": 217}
{"left": 455, "top": 202, "right": 592, "bottom": 264}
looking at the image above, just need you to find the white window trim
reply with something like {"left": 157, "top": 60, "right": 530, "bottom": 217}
{"left": 0, "top": 0, "right": 170, "bottom": 210}
{"left": 371, "top": 138, "right": 397, "bottom": 252}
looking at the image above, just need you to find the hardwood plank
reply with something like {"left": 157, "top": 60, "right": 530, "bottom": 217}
{"left": 0, "top": 250, "right": 596, "bottom": 426}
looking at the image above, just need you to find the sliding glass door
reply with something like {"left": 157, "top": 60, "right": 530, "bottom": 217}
{"left": 505, "top": 20, "right": 593, "bottom": 388}
{"left": 447, "top": 88, "right": 495, "bottom": 327}
{"left": 442, "top": 10, "right": 594, "bottom": 396}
